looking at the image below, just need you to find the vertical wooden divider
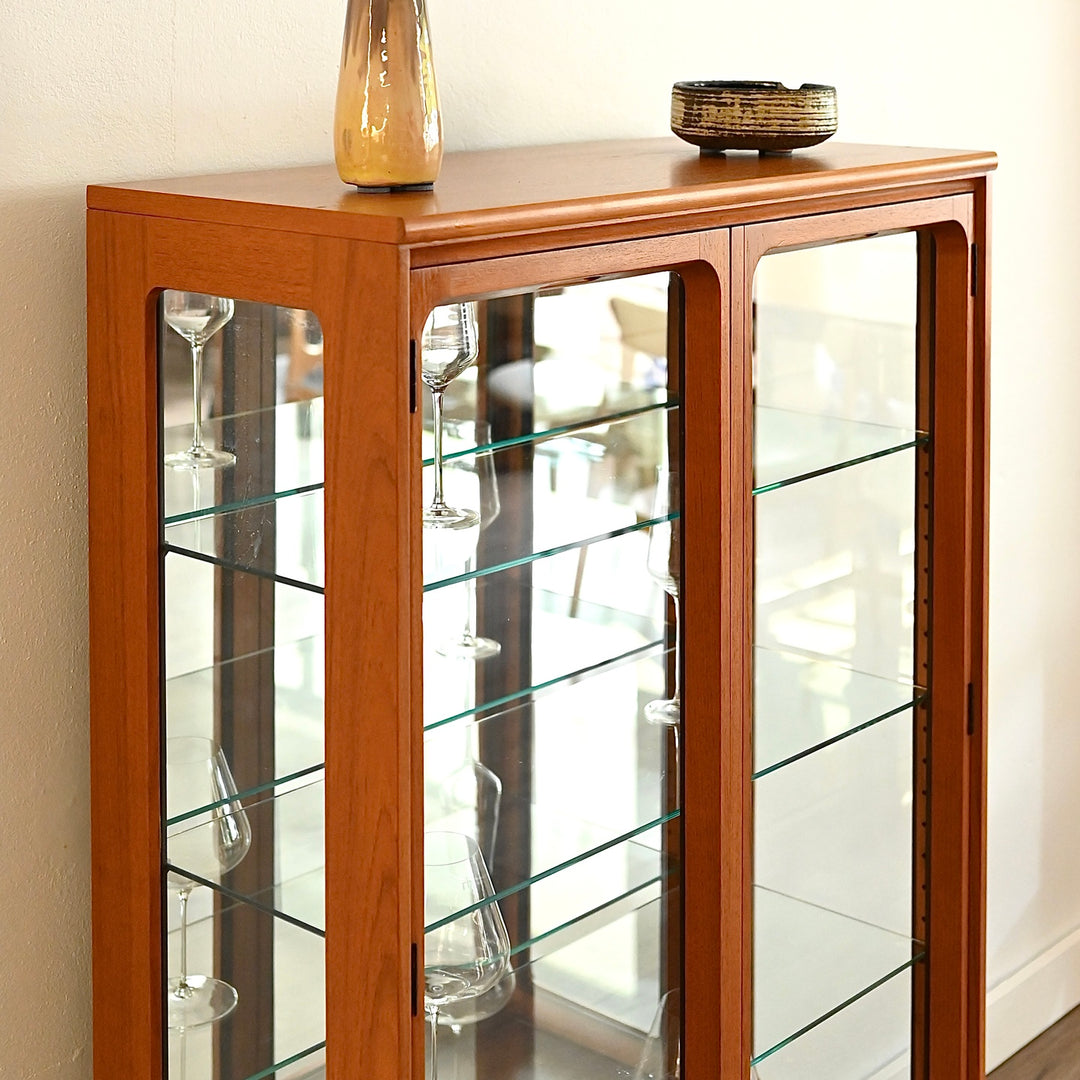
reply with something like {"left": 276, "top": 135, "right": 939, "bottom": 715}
{"left": 680, "top": 229, "right": 736, "bottom": 1079}
{"left": 317, "top": 236, "right": 418, "bottom": 1080}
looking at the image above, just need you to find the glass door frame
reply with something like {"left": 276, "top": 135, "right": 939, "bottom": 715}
{"left": 409, "top": 226, "right": 735, "bottom": 1079}
{"left": 735, "top": 194, "right": 986, "bottom": 1080}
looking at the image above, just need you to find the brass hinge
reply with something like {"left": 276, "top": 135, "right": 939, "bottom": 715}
{"left": 970, "top": 243, "right": 978, "bottom": 298}
{"left": 409, "top": 340, "right": 418, "bottom": 414}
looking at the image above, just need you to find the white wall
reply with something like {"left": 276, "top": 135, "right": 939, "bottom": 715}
{"left": 1, "top": 0, "right": 1077, "bottom": 1074}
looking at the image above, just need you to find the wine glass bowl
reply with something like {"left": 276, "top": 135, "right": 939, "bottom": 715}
{"left": 163, "top": 291, "right": 236, "bottom": 470}
{"left": 422, "top": 304, "right": 481, "bottom": 529}
{"left": 166, "top": 737, "right": 252, "bottom": 1030}
{"left": 424, "top": 830, "right": 511, "bottom": 1079}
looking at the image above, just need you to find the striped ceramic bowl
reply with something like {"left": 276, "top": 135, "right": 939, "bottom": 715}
{"left": 671, "top": 81, "right": 837, "bottom": 154}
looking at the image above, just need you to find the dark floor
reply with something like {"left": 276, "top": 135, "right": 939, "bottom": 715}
{"left": 989, "top": 1006, "right": 1080, "bottom": 1079}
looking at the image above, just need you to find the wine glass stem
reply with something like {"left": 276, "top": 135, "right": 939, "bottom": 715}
{"left": 430, "top": 388, "right": 448, "bottom": 512}
{"left": 671, "top": 589, "right": 681, "bottom": 710}
{"left": 460, "top": 556, "right": 476, "bottom": 642}
{"left": 427, "top": 1004, "right": 440, "bottom": 1080}
{"left": 189, "top": 342, "right": 207, "bottom": 455}
{"left": 177, "top": 887, "right": 191, "bottom": 993}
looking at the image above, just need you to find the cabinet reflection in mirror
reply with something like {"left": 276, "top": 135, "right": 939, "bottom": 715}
{"left": 422, "top": 272, "right": 683, "bottom": 1079}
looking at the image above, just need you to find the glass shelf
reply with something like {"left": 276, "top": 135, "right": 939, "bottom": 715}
{"left": 164, "top": 891, "right": 324, "bottom": 1080}
{"left": 752, "top": 647, "right": 923, "bottom": 779}
{"left": 755, "top": 447, "right": 916, "bottom": 686}
{"left": 754, "top": 406, "right": 925, "bottom": 495}
{"left": 163, "top": 398, "right": 324, "bottom": 525}
{"left": 163, "top": 486, "right": 669, "bottom": 604}
{"left": 753, "top": 971, "right": 911, "bottom": 1079}
{"left": 165, "top": 635, "right": 324, "bottom": 811}
{"left": 427, "top": 396, "right": 675, "bottom": 467}
{"left": 755, "top": 706, "right": 914, "bottom": 943}
{"left": 167, "top": 774, "right": 325, "bottom": 935}
{"left": 167, "top": 769, "right": 677, "bottom": 950}
{"left": 752, "top": 886, "right": 921, "bottom": 1065}
{"left": 432, "top": 887, "right": 675, "bottom": 1080}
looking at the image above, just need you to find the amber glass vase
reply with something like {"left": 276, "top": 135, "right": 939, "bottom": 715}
{"left": 334, "top": 0, "right": 443, "bottom": 191}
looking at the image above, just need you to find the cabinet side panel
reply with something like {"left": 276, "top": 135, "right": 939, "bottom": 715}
{"left": 317, "top": 238, "right": 416, "bottom": 1080}
{"left": 87, "top": 208, "right": 163, "bottom": 1079}
{"left": 925, "top": 207, "right": 977, "bottom": 1080}
{"left": 967, "top": 178, "right": 991, "bottom": 1080}
{"left": 681, "top": 231, "right": 740, "bottom": 1078}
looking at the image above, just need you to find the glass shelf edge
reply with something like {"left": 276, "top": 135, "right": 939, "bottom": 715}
{"left": 750, "top": 950, "right": 925, "bottom": 1067}
{"left": 424, "top": 810, "right": 680, "bottom": 934}
{"left": 164, "top": 480, "right": 324, "bottom": 527}
{"left": 161, "top": 542, "right": 326, "bottom": 596}
{"left": 424, "top": 637, "right": 664, "bottom": 733}
{"left": 240, "top": 1041, "right": 327, "bottom": 1080}
{"left": 752, "top": 690, "right": 927, "bottom": 781}
{"left": 164, "top": 863, "right": 326, "bottom": 939}
{"left": 165, "top": 763, "right": 325, "bottom": 827}
{"left": 510, "top": 872, "right": 668, "bottom": 959}
{"left": 423, "top": 510, "right": 678, "bottom": 594}
{"left": 753, "top": 432, "right": 928, "bottom": 496}
{"left": 423, "top": 398, "right": 679, "bottom": 468}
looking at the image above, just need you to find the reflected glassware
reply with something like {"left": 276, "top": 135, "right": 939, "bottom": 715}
{"left": 633, "top": 988, "right": 681, "bottom": 1080}
{"left": 163, "top": 292, "right": 236, "bottom": 470}
{"left": 166, "top": 737, "right": 252, "bottom": 1029}
{"left": 422, "top": 304, "right": 481, "bottom": 529}
{"left": 424, "top": 831, "right": 511, "bottom": 1080}
{"left": 425, "top": 760, "right": 516, "bottom": 1030}
{"left": 645, "top": 468, "right": 681, "bottom": 729}
{"left": 436, "top": 420, "right": 501, "bottom": 659}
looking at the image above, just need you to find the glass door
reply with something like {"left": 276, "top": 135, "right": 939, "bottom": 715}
{"left": 419, "top": 273, "right": 684, "bottom": 1080}
{"left": 159, "top": 296, "right": 328, "bottom": 1080}
{"left": 750, "top": 233, "right": 926, "bottom": 1079}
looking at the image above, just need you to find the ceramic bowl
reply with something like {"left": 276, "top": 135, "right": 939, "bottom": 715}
{"left": 670, "top": 81, "right": 838, "bottom": 154}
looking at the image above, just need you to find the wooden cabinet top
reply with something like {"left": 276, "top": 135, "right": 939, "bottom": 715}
{"left": 87, "top": 138, "right": 996, "bottom": 249}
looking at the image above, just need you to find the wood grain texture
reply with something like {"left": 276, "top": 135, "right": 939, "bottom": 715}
{"left": 87, "top": 208, "right": 163, "bottom": 1080}
{"left": 87, "top": 140, "right": 996, "bottom": 251}
{"left": 317, "top": 236, "right": 418, "bottom": 1080}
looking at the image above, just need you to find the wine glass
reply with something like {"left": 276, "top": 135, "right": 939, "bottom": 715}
{"left": 424, "top": 830, "right": 511, "bottom": 1080}
{"left": 425, "top": 759, "right": 516, "bottom": 1031}
{"left": 163, "top": 291, "right": 236, "bottom": 470}
{"left": 422, "top": 303, "right": 481, "bottom": 529}
{"left": 436, "top": 420, "right": 501, "bottom": 659}
{"left": 645, "top": 468, "right": 681, "bottom": 731}
{"left": 633, "top": 988, "right": 680, "bottom": 1080}
{"left": 166, "top": 737, "right": 252, "bottom": 1029}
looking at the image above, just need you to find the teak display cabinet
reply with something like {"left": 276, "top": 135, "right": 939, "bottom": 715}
{"left": 87, "top": 139, "right": 994, "bottom": 1080}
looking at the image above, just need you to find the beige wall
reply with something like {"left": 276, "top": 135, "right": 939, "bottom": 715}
{"left": 1, "top": 0, "right": 1077, "bottom": 1074}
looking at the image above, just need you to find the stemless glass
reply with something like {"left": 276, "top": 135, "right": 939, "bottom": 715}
{"left": 424, "top": 830, "right": 511, "bottom": 1080}
{"left": 165, "top": 737, "right": 252, "bottom": 1029}
{"left": 436, "top": 420, "right": 502, "bottom": 659}
{"left": 421, "top": 303, "right": 480, "bottom": 529}
{"left": 645, "top": 468, "right": 681, "bottom": 729}
{"left": 163, "top": 291, "right": 236, "bottom": 470}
